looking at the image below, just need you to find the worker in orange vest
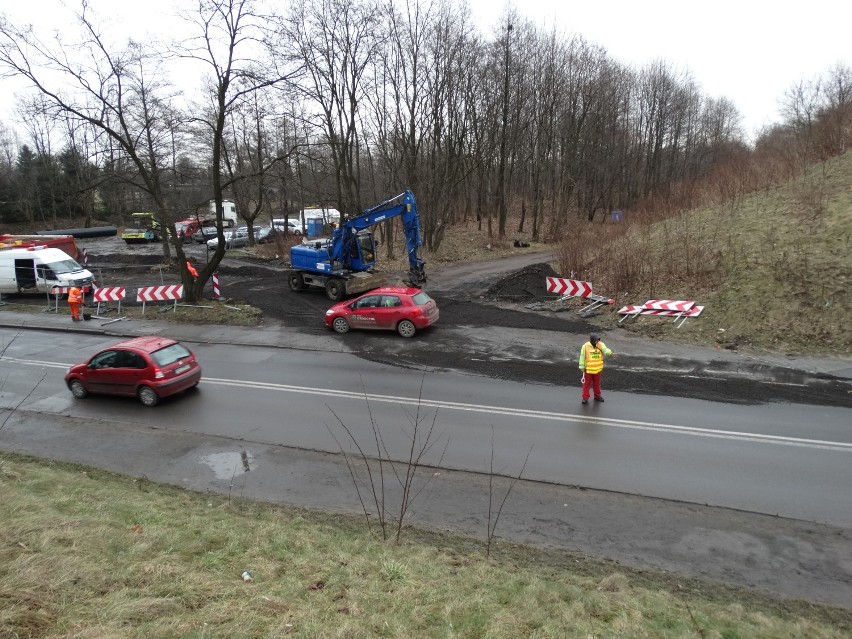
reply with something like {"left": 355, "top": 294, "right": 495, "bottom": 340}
{"left": 579, "top": 332, "right": 614, "bottom": 404}
{"left": 186, "top": 260, "right": 199, "bottom": 279}
{"left": 67, "top": 286, "right": 83, "bottom": 321}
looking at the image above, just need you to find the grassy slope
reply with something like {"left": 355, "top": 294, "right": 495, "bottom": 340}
{"left": 594, "top": 151, "right": 852, "bottom": 355}
{"left": 2, "top": 455, "right": 849, "bottom": 638}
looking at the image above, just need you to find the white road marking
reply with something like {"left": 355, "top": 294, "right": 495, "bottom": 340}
{"left": 203, "top": 377, "right": 852, "bottom": 453}
{"left": 5, "top": 357, "right": 850, "bottom": 453}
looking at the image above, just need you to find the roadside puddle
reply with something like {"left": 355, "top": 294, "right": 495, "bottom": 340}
{"left": 200, "top": 450, "right": 254, "bottom": 479}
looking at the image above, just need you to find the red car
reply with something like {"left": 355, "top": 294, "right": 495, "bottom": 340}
{"left": 65, "top": 337, "right": 202, "bottom": 407}
{"left": 324, "top": 286, "right": 439, "bottom": 338}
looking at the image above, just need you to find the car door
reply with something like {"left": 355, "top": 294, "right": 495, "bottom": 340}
{"left": 111, "top": 350, "right": 149, "bottom": 396}
{"left": 85, "top": 350, "right": 119, "bottom": 393}
{"left": 374, "top": 295, "right": 404, "bottom": 329}
{"left": 349, "top": 295, "right": 381, "bottom": 329}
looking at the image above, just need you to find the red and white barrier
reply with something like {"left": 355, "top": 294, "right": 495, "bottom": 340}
{"left": 47, "top": 285, "right": 92, "bottom": 313}
{"left": 545, "top": 276, "right": 613, "bottom": 316}
{"left": 546, "top": 276, "right": 593, "bottom": 298}
{"left": 137, "top": 284, "right": 183, "bottom": 314}
{"left": 137, "top": 285, "right": 183, "bottom": 302}
{"left": 93, "top": 287, "right": 126, "bottom": 302}
{"left": 212, "top": 272, "right": 220, "bottom": 298}
{"left": 50, "top": 285, "right": 91, "bottom": 295}
{"left": 93, "top": 286, "right": 126, "bottom": 316}
{"left": 641, "top": 299, "right": 695, "bottom": 312}
{"left": 618, "top": 300, "right": 704, "bottom": 327}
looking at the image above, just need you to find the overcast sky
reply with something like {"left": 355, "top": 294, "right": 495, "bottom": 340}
{"left": 2, "top": 0, "right": 849, "bottom": 141}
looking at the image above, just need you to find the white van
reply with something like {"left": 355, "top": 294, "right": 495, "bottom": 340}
{"left": 0, "top": 246, "right": 95, "bottom": 294}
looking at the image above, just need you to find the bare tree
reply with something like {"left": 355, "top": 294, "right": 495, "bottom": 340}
{"left": 780, "top": 76, "right": 822, "bottom": 169}
{"left": 279, "top": 0, "right": 381, "bottom": 216}
{"left": 0, "top": 5, "right": 185, "bottom": 259}
{"left": 819, "top": 62, "right": 852, "bottom": 155}
{"left": 177, "top": 0, "right": 299, "bottom": 299}
{"left": 222, "top": 92, "right": 276, "bottom": 245}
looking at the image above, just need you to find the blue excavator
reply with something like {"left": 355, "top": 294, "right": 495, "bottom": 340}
{"left": 287, "top": 190, "right": 427, "bottom": 301}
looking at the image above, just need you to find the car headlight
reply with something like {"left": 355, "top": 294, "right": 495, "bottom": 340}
{"left": 325, "top": 310, "right": 333, "bottom": 316}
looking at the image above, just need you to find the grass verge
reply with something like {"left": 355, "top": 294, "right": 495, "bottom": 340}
{"left": 558, "top": 151, "right": 852, "bottom": 355}
{"left": 1, "top": 454, "right": 849, "bottom": 638}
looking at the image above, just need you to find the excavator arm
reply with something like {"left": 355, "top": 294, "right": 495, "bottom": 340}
{"left": 330, "top": 190, "right": 426, "bottom": 285}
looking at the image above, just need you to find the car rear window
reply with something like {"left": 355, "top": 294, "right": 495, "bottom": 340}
{"left": 151, "top": 343, "right": 192, "bottom": 366}
{"left": 412, "top": 292, "right": 431, "bottom": 305}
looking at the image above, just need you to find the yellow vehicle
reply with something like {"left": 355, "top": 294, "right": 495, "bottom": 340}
{"left": 121, "top": 213, "right": 161, "bottom": 244}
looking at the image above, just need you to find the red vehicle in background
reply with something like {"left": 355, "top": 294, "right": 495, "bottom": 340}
{"left": 324, "top": 286, "right": 439, "bottom": 338}
{"left": 174, "top": 219, "right": 203, "bottom": 243}
{"left": 0, "top": 234, "right": 81, "bottom": 260}
{"left": 65, "top": 336, "right": 202, "bottom": 407}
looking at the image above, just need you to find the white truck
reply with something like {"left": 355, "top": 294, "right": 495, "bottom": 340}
{"left": 208, "top": 199, "right": 238, "bottom": 227}
{"left": 0, "top": 246, "right": 95, "bottom": 295}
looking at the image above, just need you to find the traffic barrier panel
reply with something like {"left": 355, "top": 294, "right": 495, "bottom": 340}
{"left": 546, "top": 276, "right": 593, "bottom": 298}
{"left": 618, "top": 301, "right": 704, "bottom": 327}
{"left": 137, "top": 284, "right": 183, "bottom": 315}
{"left": 641, "top": 299, "right": 695, "bottom": 312}
{"left": 47, "top": 285, "right": 92, "bottom": 314}
{"left": 93, "top": 286, "right": 126, "bottom": 317}
{"left": 545, "top": 276, "right": 613, "bottom": 316}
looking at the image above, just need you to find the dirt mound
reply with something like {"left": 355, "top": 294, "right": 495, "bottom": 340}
{"left": 485, "top": 262, "right": 558, "bottom": 302}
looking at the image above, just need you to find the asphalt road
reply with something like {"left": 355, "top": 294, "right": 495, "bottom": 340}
{"left": 5, "top": 332, "right": 852, "bottom": 526}
{"left": 2, "top": 327, "right": 852, "bottom": 610}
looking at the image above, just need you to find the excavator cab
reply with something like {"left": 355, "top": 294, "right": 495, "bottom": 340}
{"left": 345, "top": 231, "right": 377, "bottom": 271}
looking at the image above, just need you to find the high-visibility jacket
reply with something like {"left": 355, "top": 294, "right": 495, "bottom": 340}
{"left": 579, "top": 340, "right": 611, "bottom": 374}
{"left": 67, "top": 288, "right": 83, "bottom": 304}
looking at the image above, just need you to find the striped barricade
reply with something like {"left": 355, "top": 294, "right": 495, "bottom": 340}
{"left": 46, "top": 285, "right": 92, "bottom": 313}
{"left": 92, "top": 286, "right": 126, "bottom": 317}
{"left": 137, "top": 284, "right": 183, "bottom": 315}
{"left": 618, "top": 300, "right": 704, "bottom": 327}
{"left": 545, "top": 276, "right": 613, "bottom": 316}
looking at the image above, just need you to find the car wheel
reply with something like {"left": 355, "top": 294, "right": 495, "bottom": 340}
{"left": 294, "top": 229, "right": 302, "bottom": 236}
{"left": 288, "top": 272, "right": 305, "bottom": 292}
{"left": 325, "top": 278, "right": 344, "bottom": 301}
{"left": 69, "top": 379, "right": 88, "bottom": 399}
{"left": 332, "top": 316, "right": 350, "bottom": 334}
{"left": 138, "top": 385, "right": 160, "bottom": 407}
{"left": 397, "top": 319, "right": 417, "bottom": 338}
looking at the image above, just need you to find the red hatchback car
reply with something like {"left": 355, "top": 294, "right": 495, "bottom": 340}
{"left": 65, "top": 336, "right": 202, "bottom": 407}
{"left": 325, "top": 286, "right": 439, "bottom": 338}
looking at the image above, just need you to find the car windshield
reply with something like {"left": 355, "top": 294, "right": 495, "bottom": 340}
{"left": 412, "top": 292, "right": 431, "bottom": 305}
{"left": 150, "top": 343, "right": 192, "bottom": 366}
{"left": 47, "top": 259, "right": 84, "bottom": 274}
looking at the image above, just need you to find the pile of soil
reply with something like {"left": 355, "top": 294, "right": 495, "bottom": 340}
{"left": 484, "top": 262, "right": 558, "bottom": 302}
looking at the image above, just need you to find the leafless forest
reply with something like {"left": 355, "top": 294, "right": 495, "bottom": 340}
{"left": 1, "top": 0, "right": 850, "bottom": 303}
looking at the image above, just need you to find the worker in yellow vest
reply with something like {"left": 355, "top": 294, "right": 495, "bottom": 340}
{"left": 579, "top": 333, "right": 614, "bottom": 404}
